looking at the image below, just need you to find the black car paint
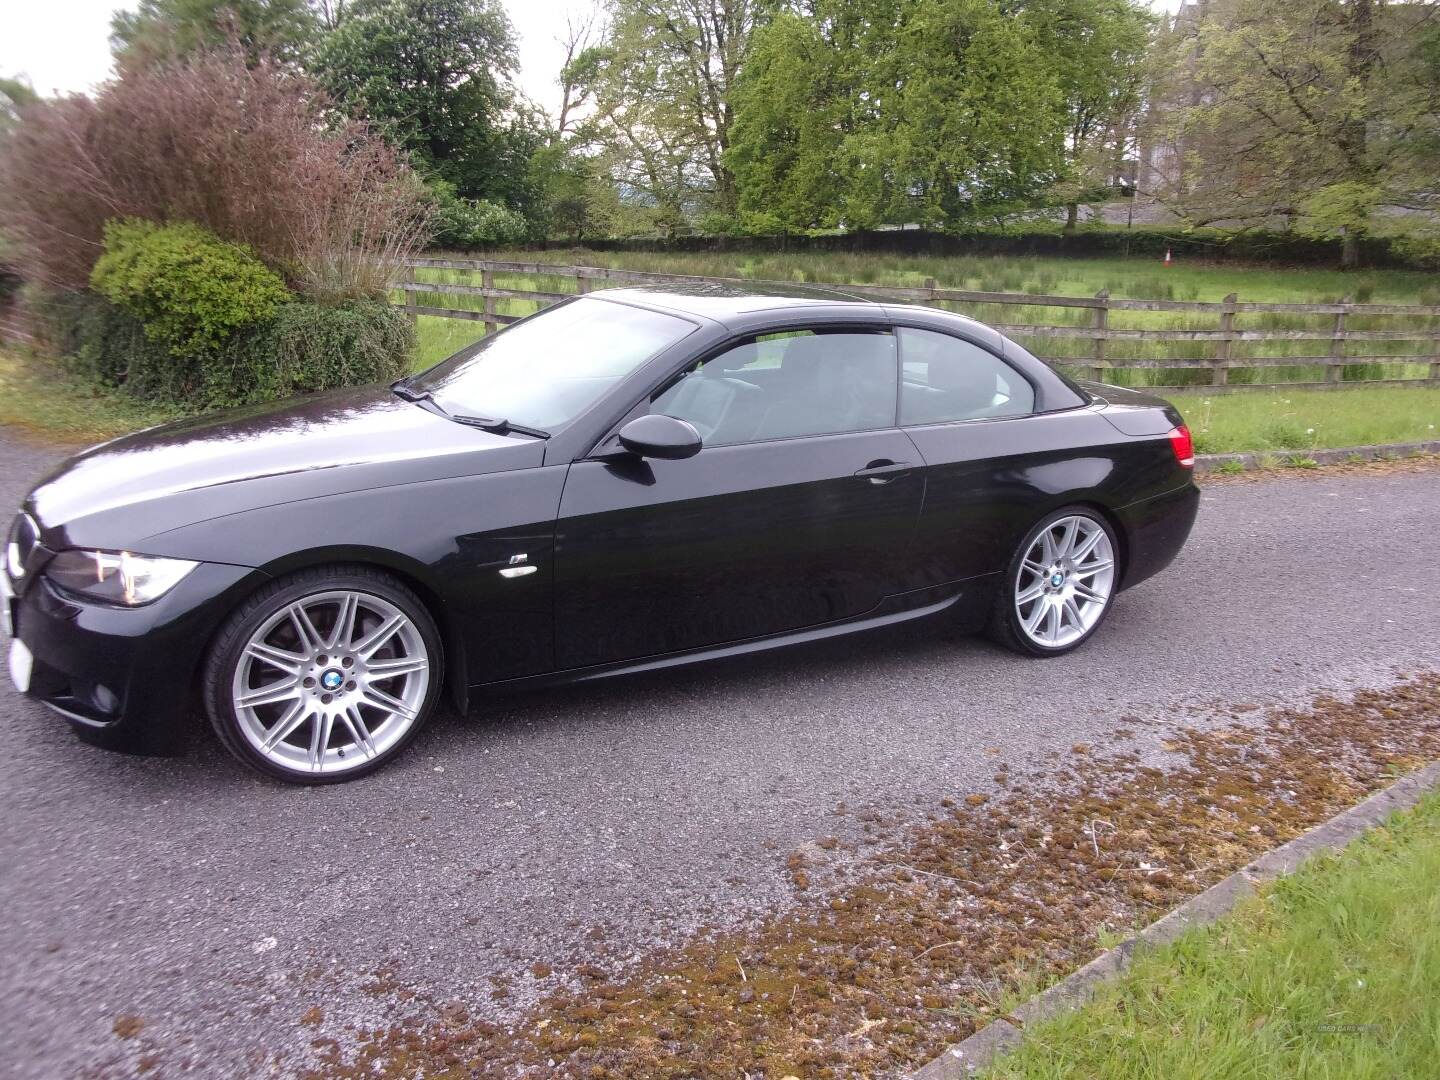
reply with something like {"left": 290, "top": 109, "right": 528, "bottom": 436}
{"left": 7, "top": 284, "right": 1199, "bottom": 753}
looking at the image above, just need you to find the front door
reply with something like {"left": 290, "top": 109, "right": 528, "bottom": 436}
{"left": 552, "top": 328, "right": 924, "bottom": 670}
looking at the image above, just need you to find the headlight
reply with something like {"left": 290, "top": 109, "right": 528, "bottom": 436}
{"left": 44, "top": 549, "right": 199, "bottom": 606}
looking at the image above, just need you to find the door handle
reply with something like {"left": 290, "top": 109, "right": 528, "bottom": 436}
{"left": 853, "top": 459, "right": 914, "bottom": 484}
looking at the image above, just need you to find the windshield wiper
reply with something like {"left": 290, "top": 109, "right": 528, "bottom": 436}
{"left": 393, "top": 382, "right": 549, "bottom": 439}
{"left": 451, "top": 414, "right": 551, "bottom": 440}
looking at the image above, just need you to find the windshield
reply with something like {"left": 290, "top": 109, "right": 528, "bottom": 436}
{"left": 412, "top": 298, "right": 695, "bottom": 431}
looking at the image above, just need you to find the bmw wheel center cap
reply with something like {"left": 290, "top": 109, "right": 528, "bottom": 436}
{"left": 1050, "top": 572, "right": 1065, "bottom": 587}
{"left": 321, "top": 669, "right": 345, "bottom": 691}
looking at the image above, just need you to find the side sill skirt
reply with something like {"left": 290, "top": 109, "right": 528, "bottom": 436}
{"left": 474, "top": 582, "right": 988, "bottom": 699}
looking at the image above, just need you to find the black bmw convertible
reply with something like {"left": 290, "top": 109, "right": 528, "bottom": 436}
{"left": 4, "top": 282, "right": 1198, "bottom": 782}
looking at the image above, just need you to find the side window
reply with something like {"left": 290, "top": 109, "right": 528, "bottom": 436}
{"left": 651, "top": 330, "right": 897, "bottom": 445}
{"left": 898, "top": 328, "right": 1034, "bottom": 426}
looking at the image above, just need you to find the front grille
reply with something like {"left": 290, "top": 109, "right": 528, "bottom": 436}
{"left": 6, "top": 512, "right": 38, "bottom": 581}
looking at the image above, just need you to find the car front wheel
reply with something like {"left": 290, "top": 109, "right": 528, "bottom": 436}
{"left": 990, "top": 507, "right": 1118, "bottom": 657}
{"left": 204, "top": 566, "right": 442, "bottom": 783}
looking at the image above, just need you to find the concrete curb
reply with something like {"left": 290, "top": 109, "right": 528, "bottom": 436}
{"left": 910, "top": 761, "right": 1440, "bottom": 1079}
{"left": 1195, "top": 439, "right": 1440, "bottom": 474}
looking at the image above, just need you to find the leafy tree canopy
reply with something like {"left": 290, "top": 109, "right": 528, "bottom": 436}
{"left": 728, "top": 0, "right": 1070, "bottom": 233}
{"left": 1152, "top": 0, "right": 1440, "bottom": 265}
{"left": 111, "top": 0, "right": 321, "bottom": 72}
{"left": 312, "top": 0, "right": 542, "bottom": 216}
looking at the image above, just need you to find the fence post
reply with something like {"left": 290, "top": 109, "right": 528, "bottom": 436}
{"left": 576, "top": 269, "right": 591, "bottom": 295}
{"left": 1213, "top": 292, "right": 1237, "bottom": 386}
{"left": 924, "top": 277, "right": 938, "bottom": 308}
{"left": 1327, "top": 297, "right": 1349, "bottom": 384}
{"left": 1091, "top": 290, "right": 1109, "bottom": 383}
{"left": 482, "top": 266, "right": 497, "bottom": 335}
{"left": 402, "top": 264, "right": 418, "bottom": 327}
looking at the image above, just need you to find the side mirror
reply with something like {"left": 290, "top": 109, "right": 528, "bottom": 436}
{"left": 617, "top": 414, "right": 702, "bottom": 460}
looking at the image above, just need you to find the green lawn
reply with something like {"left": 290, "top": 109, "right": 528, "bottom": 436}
{"left": 408, "top": 249, "right": 1440, "bottom": 388}
{"left": 984, "top": 787, "right": 1440, "bottom": 1080}
{"left": 1172, "top": 387, "right": 1440, "bottom": 454}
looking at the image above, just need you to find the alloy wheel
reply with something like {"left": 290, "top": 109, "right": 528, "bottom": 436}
{"left": 230, "top": 589, "right": 430, "bottom": 776}
{"left": 1013, "top": 514, "right": 1115, "bottom": 649}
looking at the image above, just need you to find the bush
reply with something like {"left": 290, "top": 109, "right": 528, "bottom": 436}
{"left": 39, "top": 291, "right": 175, "bottom": 396}
{"left": 0, "top": 49, "right": 430, "bottom": 296}
{"left": 42, "top": 291, "right": 413, "bottom": 411}
{"left": 428, "top": 181, "right": 530, "bottom": 249}
{"left": 91, "top": 220, "right": 291, "bottom": 355}
{"left": 232, "top": 300, "right": 414, "bottom": 402}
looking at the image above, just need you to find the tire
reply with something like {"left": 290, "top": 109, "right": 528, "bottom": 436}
{"left": 988, "top": 506, "right": 1119, "bottom": 657}
{"left": 203, "top": 565, "right": 443, "bottom": 784}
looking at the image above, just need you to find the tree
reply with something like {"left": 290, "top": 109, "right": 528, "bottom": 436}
{"left": 313, "top": 0, "right": 542, "bottom": 218}
{"left": 551, "top": 10, "right": 602, "bottom": 143}
{"left": 111, "top": 0, "right": 321, "bottom": 72}
{"left": 1017, "top": 0, "right": 1154, "bottom": 230}
{"left": 728, "top": 0, "right": 1068, "bottom": 233}
{"left": 1153, "top": 0, "right": 1440, "bottom": 267}
{"left": 574, "top": 0, "right": 773, "bottom": 228}
{"left": 0, "top": 76, "right": 40, "bottom": 137}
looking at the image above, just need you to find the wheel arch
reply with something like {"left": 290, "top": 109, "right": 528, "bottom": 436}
{"left": 1001, "top": 497, "right": 1130, "bottom": 589}
{"left": 206, "top": 546, "right": 468, "bottom": 716}
{"left": 1064, "top": 499, "right": 1131, "bottom": 589}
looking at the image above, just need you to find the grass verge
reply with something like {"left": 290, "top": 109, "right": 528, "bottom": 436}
{"left": 985, "top": 789, "right": 1440, "bottom": 1080}
{"left": 296, "top": 677, "right": 1440, "bottom": 1080}
{"left": 1173, "top": 386, "right": 1440, "bottom": 454}
{"left": 0, "top": 346, "right": 182, "bottom": 446}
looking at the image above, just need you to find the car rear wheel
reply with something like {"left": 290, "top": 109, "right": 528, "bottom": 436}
{"left": 203, "top": 566, "right": 442, "bottom": 783}
{"left": 989, "top": 507, "right": 1118, "bottom": 657}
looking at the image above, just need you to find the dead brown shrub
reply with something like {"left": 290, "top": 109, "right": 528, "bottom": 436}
{"left": 0, "top": 49, "right": 429, "bottom": 300}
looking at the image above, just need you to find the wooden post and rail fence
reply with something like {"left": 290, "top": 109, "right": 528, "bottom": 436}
{"left": 397, "top": 257, "right": 1440, "bottom": 391}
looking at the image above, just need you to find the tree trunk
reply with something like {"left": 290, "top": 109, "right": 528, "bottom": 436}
{"left": 1342, "top": 230, "right": 1360, "bottom": 270}
{"left": 1337, "top": 0, "right": 1375, "bottom": 272}
{"left": 1065, "top": 202, "right": 1079, "bottom": 232}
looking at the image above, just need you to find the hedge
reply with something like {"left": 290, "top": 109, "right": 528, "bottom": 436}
{"left": 525, "top": 226, "right": 1431, "bottom": 269}
{"left": 43, "top": 291, "right": 413, "bottom": 411}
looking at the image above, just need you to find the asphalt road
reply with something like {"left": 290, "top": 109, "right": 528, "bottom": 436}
{"left": 2, "top": 430, "right": 1438, "bottom": 1078}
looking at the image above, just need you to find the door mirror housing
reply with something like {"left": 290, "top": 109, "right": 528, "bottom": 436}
{"left": 616, "top": 414, "right": 702, "bottom": 460}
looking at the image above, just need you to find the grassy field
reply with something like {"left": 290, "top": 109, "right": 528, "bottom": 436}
{"left": 407, "top": 249, "right": 1440, "bottom": 387}
{"left": 507, "top": 248, "right": 1440, "bottom": 305}
{"left": 984, "top": 788, "right": 1440, "bottom": 1080}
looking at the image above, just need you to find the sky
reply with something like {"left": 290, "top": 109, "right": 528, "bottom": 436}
{"left": 0, "top": 0, "right": 594, "bottom": 114}
{"left": 0, "top": 0, "right": 1184, "bottom": 113}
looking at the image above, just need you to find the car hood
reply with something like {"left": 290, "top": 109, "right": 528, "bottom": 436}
{"left": 25, "top": 384, "right": 545, "bottom": 551}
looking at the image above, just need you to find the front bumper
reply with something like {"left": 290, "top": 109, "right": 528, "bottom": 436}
{"left": 5, "top": 560, "right": 265, "bottom": 753}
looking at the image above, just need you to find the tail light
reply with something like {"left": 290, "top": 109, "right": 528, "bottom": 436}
{"left": 1168, "top": 424, "right": 1195, "bottom": 468}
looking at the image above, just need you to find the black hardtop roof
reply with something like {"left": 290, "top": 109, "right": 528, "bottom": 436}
{"left": 593, "top": 279, "right": 875, "bottom": 317}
